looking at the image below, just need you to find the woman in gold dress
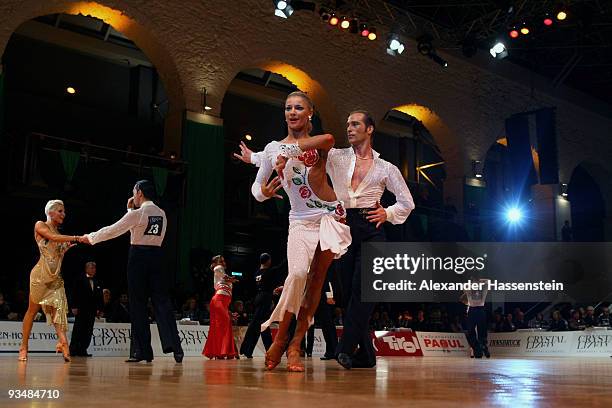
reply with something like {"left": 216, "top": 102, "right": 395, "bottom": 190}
{"left": 18, "top": 200, "right": 80, "bottom": 362}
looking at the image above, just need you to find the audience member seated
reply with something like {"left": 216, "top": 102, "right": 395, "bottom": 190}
{"left": 101, "top": 289, "right": 113, "bottom": 321}
{"left": 397, "top": 311, "right": 414, "bottom": 329}
{"left": 231, "top": 300, "right": 249, "bottom": 326}
{"left": 597, "top": 306, "right": 611, "bottom": 328}
{"left": 514, "top": 310, "right": 528, "bottom": 329}
{"left": 549, "top": 310, "right": 568, "bottom": 331}
{"left": 529, "top": 312, "right": 547, "bottom": 329}
{"left": 491, "top": 312, "right": 505, "bottom": 332}
{"left": 568, "top": 310, "right": 585, "bottom": 331}
{"left": 501, "top": 313, "right": 516, "bottom": 332}
{"left": 583, "top": 306, "right": 597, "bottom": 327}
{"left": 182, "top": 297, "right": 205, "bottom": 323}
{"left": 111, "top": 293, "right": 131, "bottom": 323}
{"left": 413, "top": 310, "right": 428, "bottom": 331}
{"left": 0, "top": 292, "right": 12, "bottom": 320}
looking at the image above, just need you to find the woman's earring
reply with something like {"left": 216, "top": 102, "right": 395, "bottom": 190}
{"left": 308, "top": 116, "right": 312, "bottom": 121}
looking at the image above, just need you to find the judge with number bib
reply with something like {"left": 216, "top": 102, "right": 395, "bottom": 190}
{"left": 83, "top": 180, "right": 184, "bottom": 363}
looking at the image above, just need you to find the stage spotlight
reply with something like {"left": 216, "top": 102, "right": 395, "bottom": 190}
{"left": 543, "top": 14, "right": 553, "bottom": 26}
{"left": 274, "top": 0, "right": 294, "bottom": 18}
{"left": 556, "top": 10, "right": 568, "bottom": 21}
{"left": 329, "top": 13, "right": 339, "bottom": 26}
{"left": 490, "top": 42, "right": 508, "bottom": 59}
{"left": 245, "top": 134, "right": 253, "bottom": 141}
{"left": 360, "top": 23, "right": 369, "bottom": 37}
{"left": 387, "top": 34, "right": 405, "bottom": 56}
{"left": 340, "top": 17, "right": 350, "bottom": 29}
{"left": 66, "top": 86, "right": 76, "bottom": 95}
{"left": 509, "top": 29, "right": 519, "bottom": 38}
{"left": 274, "top": 0, "right": 314, "bottom": 18}
{"left": 520, "top": 25, "right": 530, "bottom": 35}
{"left": 506, "top": 207, "right": 523, "bottom": 223}
{"left": 368, "top": 27, "right": 377, "bottom": 40}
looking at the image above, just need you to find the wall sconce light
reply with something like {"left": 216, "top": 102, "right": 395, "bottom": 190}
{"left": 472, "top": 160, "right": 483, "bottom": 178}
{"left": 201, "top": 88, "right": 212, "bottom": 112}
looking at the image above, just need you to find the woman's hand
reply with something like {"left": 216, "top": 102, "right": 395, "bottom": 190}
{"left": 78, "top": 235, "right": 91, "bottom": 245}
{"left": 61, "top": 242, "right": 77, "bottom": 254}
{"left": 261, "top": 176, "right": 283, "bottom": 199}
{"left": 233, "top": 141, "right": 253, "bottom": 164}
{"left": 274, "top": 155, "right": 288, "bottom": 180}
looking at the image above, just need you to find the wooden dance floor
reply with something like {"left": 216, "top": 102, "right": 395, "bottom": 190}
{"left": 2, "top": 356, "right": 612, "bottom": 407}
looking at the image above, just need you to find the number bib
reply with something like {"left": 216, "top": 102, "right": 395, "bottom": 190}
{"left": 145, "top": 216, "right": 163, "bottom": 236}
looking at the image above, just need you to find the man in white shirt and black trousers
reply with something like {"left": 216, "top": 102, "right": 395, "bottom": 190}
{"left": 83, "top": 180, "right": 184, "bottom": 363}
{"left": 237, "top": 110, "right": 415, "bottom": 369}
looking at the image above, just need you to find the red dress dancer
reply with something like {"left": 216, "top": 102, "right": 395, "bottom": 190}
{"left": 203, "top": 256, "right": 238, "bottom": 359}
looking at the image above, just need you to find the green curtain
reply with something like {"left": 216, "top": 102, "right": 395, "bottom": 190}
{"left": 152, "top": 166, "right": 168, "bottom": 197}
{"left": 178, "top": 120, "right": 224, "bottom": 286}
{"left": 59, "top": 149, "right": 80, "bottom": 182}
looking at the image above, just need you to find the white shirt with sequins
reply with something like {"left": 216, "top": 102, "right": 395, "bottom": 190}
{"left": 251, "top": 141, "right": 347, "bottom": 222}
{"left": 252, "top": 146, "right": 414, "bottom": 224}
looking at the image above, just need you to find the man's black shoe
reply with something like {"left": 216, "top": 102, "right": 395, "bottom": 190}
{"left": 320, "top": 354, "right": 335, "bottom": 360}
{"left": 125, "top": 357, "right": 152, "bottom": 363}
{"left": 174, "top": 351, "right": 184, "bottom": 363}
{"left": 336, "top": 352, "right": 352, "bottom": 370}
{"left": 483, "top": 348, "right": 491, "bottom": 358}
{"left": 83, "top": 353, "right": 93, "bottom": 357}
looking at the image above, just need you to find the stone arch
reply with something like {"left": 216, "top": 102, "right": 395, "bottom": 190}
{"left": 0, "top": 0, "right": 186, "bottom": 150}
{"left": 388, "top": 104, "right": 464, "bottom": 212}
{"left": 222, "top": 60, "right": 344, "bottom": 141}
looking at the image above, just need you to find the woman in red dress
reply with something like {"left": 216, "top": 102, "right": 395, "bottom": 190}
{"left": 203, "top": 255, "right": 239, "bottom": 359}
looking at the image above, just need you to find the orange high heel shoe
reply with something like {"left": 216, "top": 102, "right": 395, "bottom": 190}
{"left": 18, "top": 347, "right": 28, "bottom": 361}
{"left": 58, "top": 342, "right": 71, "bottom": 362}
{"left": 264, "top": 341, "right": 286, "bottom": 371}
{"left": 286, "top": 347, "right": 305, "bottom": 372}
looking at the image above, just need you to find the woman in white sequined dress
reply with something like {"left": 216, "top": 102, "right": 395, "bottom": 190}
{"left": 248, "top": 91, "right": 351, "bottom": 372}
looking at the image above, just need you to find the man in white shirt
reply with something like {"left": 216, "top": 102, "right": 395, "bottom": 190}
{"left": 82, "top": 180, "right": 183, "bottom": 363}
{"left": 461, "top": 278, "right": 490, "bottom": 358}
{"left": 236, "top": 110, "right": 415, "bottom": 369}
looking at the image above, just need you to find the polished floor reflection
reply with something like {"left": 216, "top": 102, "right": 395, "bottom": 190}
{"left": 2, "top": 356, "right": 612, "bottom": 407}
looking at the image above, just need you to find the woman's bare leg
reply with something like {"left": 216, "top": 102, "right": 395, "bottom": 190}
{"left": 19, "top": 297, "right": 41, "bottom": 359}
{"left": 265, "top": 310, "right": 295, "bottom": 370}
{"left": 287, "top": 246, "right": 336, "bottom": 371}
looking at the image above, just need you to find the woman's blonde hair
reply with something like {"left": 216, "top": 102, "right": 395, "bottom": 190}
{"left": 286, "top": 91, "right": 314, "bottom": 110}
{"left": 44, "top": 200, "right": 64, "bottom": 217}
